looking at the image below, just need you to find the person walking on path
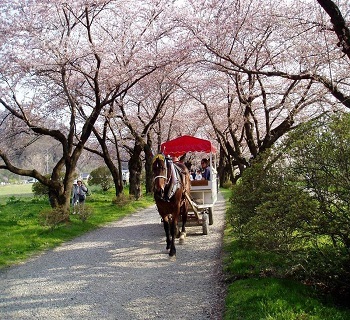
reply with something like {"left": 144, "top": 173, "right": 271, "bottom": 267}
{"left": 71, "top": 179, "right": 88, "bottom": 214}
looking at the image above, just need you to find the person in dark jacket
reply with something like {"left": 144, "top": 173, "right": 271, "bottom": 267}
{"left": 201, "top": 158, "right": 211, "bottom": 180}
{"left": 71, "top": 179, "right": 88, "bottom": 214}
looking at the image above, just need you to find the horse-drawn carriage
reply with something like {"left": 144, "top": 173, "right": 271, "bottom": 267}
{"left": 152, "top": 135, "right": 218, "bottom": 257}
{"left": 160, "top": 135, "right": 218, "bottom": 235}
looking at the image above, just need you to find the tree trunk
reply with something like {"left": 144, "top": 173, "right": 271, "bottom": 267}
{"left": 144, "top": 137, "right": 153, "bottom": 194}
{"left": 110, "top": 164, "right": 123, "bottom": 197}
{"left": 47, "top": 173, "right": 75, "bottom": 221}
{"left": 218, "top": 147, "right": 229, "bottom": 187}
{"left": 103, "top": 152, "right": 122, "bottom": 197}
{"left": 128, "top": 142, "right": 143, "bottom": 199}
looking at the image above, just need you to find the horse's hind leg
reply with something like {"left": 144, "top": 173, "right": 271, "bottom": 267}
{"left": 163, "top": 217, "right": 171, "bottom": 251}
{"left": 179, "top": 204, "right": 187, "bottom": 243}
{"left": 180, "top": 204, "right": 187, "bottom": 234}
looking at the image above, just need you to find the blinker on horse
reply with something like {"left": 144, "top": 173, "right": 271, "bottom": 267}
{"left": 152, "top": 153, "right": 190, "bottom": 257}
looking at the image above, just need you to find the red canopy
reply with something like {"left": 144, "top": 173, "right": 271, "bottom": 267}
{"left": 161, "top": 135, "right": 217, "bottom": 157}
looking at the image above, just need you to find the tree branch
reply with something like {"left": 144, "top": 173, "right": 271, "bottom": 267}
{"left": 317, "top": 0, "right": 350, "bottom": 59}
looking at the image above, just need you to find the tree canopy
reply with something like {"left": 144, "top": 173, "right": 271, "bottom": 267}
{"left": 0, "top": 0, "right": 349, "bottom": 204}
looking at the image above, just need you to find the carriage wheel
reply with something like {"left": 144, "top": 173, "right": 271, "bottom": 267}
{"left": 208, "top": 207, "right": 214, "bottom": 225}
{"left": 202, "top": 212, "right": 209, "bottom": 235}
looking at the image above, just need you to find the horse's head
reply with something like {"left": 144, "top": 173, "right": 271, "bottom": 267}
{"left": 152, "top": 153, "right": 169, "bottom": 198}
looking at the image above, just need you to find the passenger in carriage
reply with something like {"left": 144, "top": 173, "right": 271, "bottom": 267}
{"left": 201, "top": 158, "right": 211, "bottom": 180}
{"left": 190, "top": 169, "right": 195, "bottom": 180}
{"left": 195, "top": 169, "right": 202, "bottom": 180}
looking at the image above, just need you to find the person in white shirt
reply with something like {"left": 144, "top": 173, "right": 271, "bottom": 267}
{"left": 195, "top": 169, "right": 202, "bottom": 180}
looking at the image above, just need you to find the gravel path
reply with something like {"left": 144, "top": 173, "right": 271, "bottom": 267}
{"left": 0, "top": 193, "right": 226, "bottom": 320}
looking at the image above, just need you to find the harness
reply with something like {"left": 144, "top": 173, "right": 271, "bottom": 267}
{"left": 166, "top": 159, "right": 181, "bottom": 200}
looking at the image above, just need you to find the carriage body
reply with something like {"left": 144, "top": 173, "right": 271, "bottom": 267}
{"left": 161, "top": 135, "right": 218, "bottom": 235}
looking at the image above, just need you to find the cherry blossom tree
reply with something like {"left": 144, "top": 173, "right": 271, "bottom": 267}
{"left": 71, "top": 0, "right": 184, "bottom": 198}
{"left": 115, "top": 63, "right": 192, "bottom": 197}
{"left": 0, "top": 0, "right": 169, "bottom": 214}
{"left": 1, "top": 0, "right": 348, "bottom": 201}
{"left": 175, "top": 0, "right": 348, "bottom": 182}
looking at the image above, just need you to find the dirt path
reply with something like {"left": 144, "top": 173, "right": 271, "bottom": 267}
{"left": 0, "top": 193, "right": 226, "bottom": 320}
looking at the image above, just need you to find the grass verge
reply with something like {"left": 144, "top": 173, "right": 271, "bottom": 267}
{"left": 0, "top": 188, "right": 154, "bottom": 268}
{"left": 220, "top": 188, "right": 350, "bottom": 320}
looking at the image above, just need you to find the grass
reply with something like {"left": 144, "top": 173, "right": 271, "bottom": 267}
{"left": 225, "top": 277, "right": 350, "bottom": 320}
{"left": 0, "top": 183, "right": 34, "bottom": 203}
{"left": 2, "top": 185, "right": 350, "bottom": 319}
{"left": 0, "top": 183, "right": 33, "bottom": 195}
{"left": 220, "top": 187, "right": 350, "bottom": 320}
{"left": 0, "top": 185, "right": 154, "bottom": 268}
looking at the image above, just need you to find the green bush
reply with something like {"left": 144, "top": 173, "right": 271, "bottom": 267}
{"left": 38, "top": 206, "right": 69, "bottom": 230}
{"left": 112, "top": 193, "right": 136, "bottom": 206}
{"left": 222, "top": 180, "right": 233, "bottom": 189}
{"left": 32, "top": 180, "right": 49, "bottom": 197}
{"left": 6, "top": 196, "right": 21, "bottom": 204}
{"left": 228, "top": 154, "right": 316, "bottom": 251}
{"left": 88, "top": 166, "right": 113, "bottom": 191}
{"left": 76, "top": 204, "right": 93, "bottom": 222}
{"left": 227, "top": 112, "right": 350, "bottom": 301}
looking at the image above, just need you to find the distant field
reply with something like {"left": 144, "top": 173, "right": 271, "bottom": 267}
{"left": 0, "top": 184, "right": 33, "bottom": 198}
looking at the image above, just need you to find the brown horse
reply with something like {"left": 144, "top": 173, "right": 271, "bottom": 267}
{"left": 152, "top": 153, "right": 191, "bottom": 257}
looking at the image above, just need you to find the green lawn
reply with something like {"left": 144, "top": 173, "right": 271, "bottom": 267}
{"left": 0, "top": 183, "right": 33, "bottom": 195}
{"left": 0, "top": 185, "right": 154, "bottom": 268}
{"left": 0, "top": 184, "right": 34, "bottom": 204}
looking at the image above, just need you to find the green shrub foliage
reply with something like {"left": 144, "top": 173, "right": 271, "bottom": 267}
{"left": 88, "top": 166, "right": 113, "bottom": 191}
{"left": 228, "top": 112, "right": 350, "bottom": 298}
{"left": 76, "top": 204, "right": 93, "bottom": 222}
{"left": 38, "top": 206, "right": 69, "bottom": 230}
{"left": 32, "top": 180, "right": 49, "bottom": 197}
{"left": 32, "top": 173, "right": 65, "bottom": 198}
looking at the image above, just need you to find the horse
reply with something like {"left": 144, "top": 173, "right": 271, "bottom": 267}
{"left": 152, "top": 153, "right": 191, "bottom": 257}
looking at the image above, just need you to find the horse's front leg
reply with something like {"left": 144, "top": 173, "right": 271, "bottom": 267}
{"left": 163, "top": 216, "right": 171, "bottom": 251}
{"left": 169, "top": 217, "right": 176, "bottom": 257}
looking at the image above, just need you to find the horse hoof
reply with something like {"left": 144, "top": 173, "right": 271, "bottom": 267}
{"left": 179, "top": 232, "right": 186, "bottom": 244}
{"left": 168, "top": 254, "right": 176, "bottom": 261}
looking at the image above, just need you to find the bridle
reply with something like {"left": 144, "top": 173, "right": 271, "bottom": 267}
{"left": 153, "top": 154, "right": 170, "bottom": 185}
{"left": 153, "top": 153, "right": 187, "bottom": 202}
